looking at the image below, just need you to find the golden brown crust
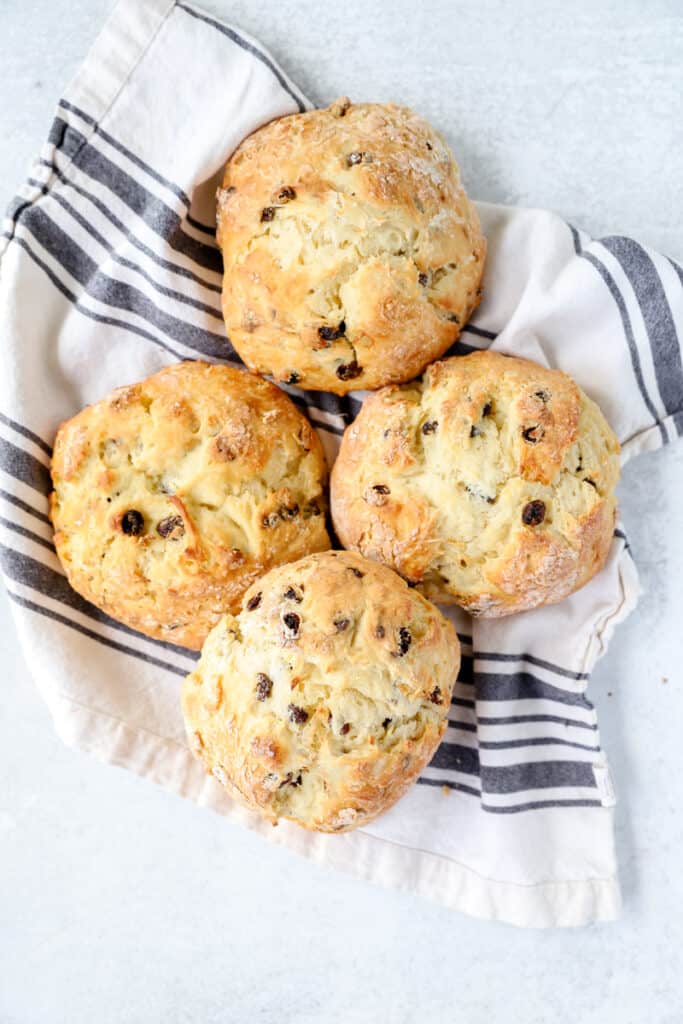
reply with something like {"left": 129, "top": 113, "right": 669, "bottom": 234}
{"left": 182, "top": 551, "right": 460, "bottom": 831}
{"left": 331, "top": 351, "right": 620, "bottom": 617}
{"left": 50, "top": 362, "right": 330, "bottom": 649}
{"left": 217, "top": 99, "right": 485, "bottom": 394}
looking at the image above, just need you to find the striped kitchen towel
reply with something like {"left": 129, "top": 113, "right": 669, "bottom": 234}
{"left": 1, "top": 0, "right": 681, "bottom": 928}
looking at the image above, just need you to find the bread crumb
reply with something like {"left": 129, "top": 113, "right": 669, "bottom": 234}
{"left": 442, "top": 785, "right": 450, "bottom": 796}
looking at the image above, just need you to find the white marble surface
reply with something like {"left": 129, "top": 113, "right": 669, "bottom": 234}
{"left": 1, "top": 1, "right": 683, "bottom": 1021}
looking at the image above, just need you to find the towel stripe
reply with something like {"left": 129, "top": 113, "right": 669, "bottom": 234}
{"left": 0, "top": 437, "right": 51, "bottom": 495}
{"left": 481, "top": 798, "right": 601, "bottom": 814}
{"left": 52, "top": 119, "right": 222, "bottom": 273}
{"left": 0, "top": 542, "right": 198, "bottom": 661}
{"left": 0, "top": 412, "right": 53, "bottom": 457}
{"left": 18, "top": 207, "right": 229, "bottom": 359}
{"left": 478, "top": 713, "right": 597, "bottom": 731}
{"left": 418, "top": 776, "right": 481, "bottom": 798}
{"left": 6, "top": 589, "right": 187, "bottom": 678}
{"left": 0, "top": 488, "right": 51, "bottom": 526}
{"left": 12, "top": 233, "right": 190, "bottom": 363}
{"left": 479, "top": 736, "right": 600, "bottom": 753}
{"left": 570, "top": 224, "right": 668, "bottom": 444}
{"left": 0, "top": 515, "right": 55, "bottom": 553}
{"left": 60, "top": 100, "right": 197, "bottom": 212}
{"left": 426, "top": 749, "right": 598, "bottom": 793}
{"left": 474, "top": 672, "right": 593, "bottom": 708}
{"left": 57, "top": 102, "right": 219, "bottom": 238}
{"left": 11, "top": 233, "right": 349, "bottom": 438}
{"left": 50, "top": 189, "right": 223, "bottom": 319}
{"left": 41, "top": 158, "right": 223, "bottom": 293}
{"left": 474, "top": 651, "right": 588, "bottom": 681}
{"left": 601, "top": 236, "right": 683, "bottom": 424}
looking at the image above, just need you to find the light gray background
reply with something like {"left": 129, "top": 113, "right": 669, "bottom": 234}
{"left": 1, "top": 2, "right": 682, "bottom": 1022}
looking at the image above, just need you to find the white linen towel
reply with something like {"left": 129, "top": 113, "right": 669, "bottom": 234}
{"left": 2, "top": 0, "right": 681, "bottom": 928}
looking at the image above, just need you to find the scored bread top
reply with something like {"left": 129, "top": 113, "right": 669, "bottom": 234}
{"left": 218, "top": 98, "right": 485, "bottom": 393}
{"left": 331, "top": 351, "right": 620, "bottom": 616}
{"left": 182, "top": 551, "right": 460, "bottom": 831}
{"left": 50, "top": 361, "right": 330, "bottom": 649}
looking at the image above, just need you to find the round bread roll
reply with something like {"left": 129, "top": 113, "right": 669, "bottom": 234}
{"left": 50, "top": 362, "right": 330, "bottom": 649}
{"left": 331, "top": 351, "right": 620, "bottom": 617}
{"left": 217, "top": 98, "right": 485, "bottom": 394}
{"left": 182, "top": 551, "right": 459, "bottom": 831}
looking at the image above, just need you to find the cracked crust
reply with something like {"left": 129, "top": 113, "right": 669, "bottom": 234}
{"left": 49, "top": 362, "right": 330, "bottom": 649}
{"left": 217, "top": 99, "right": 485, "bottom": 394}
{"left": 331, "top": 351, "right": 620, "bottom": 617}
{"left": 182, "top": 551, "right": 460, "bottom": 831}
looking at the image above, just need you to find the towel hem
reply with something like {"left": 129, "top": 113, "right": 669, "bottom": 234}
{"left": 62, "top": 0, "right": 176, "bottom": 125}
{"left": 45, "top": 689, "right": 621, "bottom": 929}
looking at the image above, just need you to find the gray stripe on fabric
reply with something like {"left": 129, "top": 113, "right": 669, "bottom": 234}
{"left": 446, "top": 719, "right": 478, "bottom": 734}
{"left": 0, "top": 438, "right": 51, "bottom": 496}
{"left": 20, "top": 206, "right": 229, "bottom": 359}
{"left": 40, "top": 158, "right": 223, "bottom": 294}
{"left": 0, "top": 489, "right": 51, "bottom": 526}
{"left": 47, "top": 115, "right": 83, "bottom": 159}
{"left": 432, "top": 743, "right": 597, "bottom": 793}
{"left": 281, "top": 387, "right": 359, "bottom": 434}
{"left": 50, "top": 191, "right": 224, "bottom": 319}
{"left": 0, "top": 412, "right": 53, "bottom": 456}
{"left": 481, "top": 759, "right": 596, "bottom": 794}
{"left": 478, "top": 714, "right": 598, "bottom": 731}
{"left": 306, "top": 417, "right": 344, "bottom": 438}
{"left": 482, "top": 798, "right": 602, "bottom": 814}
{"left": 285, "top": 391, "right": 347, "bottom": 437}
{"left": 429, "top": 742, "right": 481, "bottom": 776}
{"left": 569, "top": 223, "right": 582, "bottom": 255}
{"left": 613, "top": 527, "right": 632, "bottom": 553}
{"left": 475, "top": 672, "right": 593, "bottom": 709}
{"left": 12, "top": 235, "right": 190, "bottom": 362}
{"left": 52, "top": 120, "right": 222, "bottom": 274}
{"left": 0, "top": 542, "right": 198, "bottom": 661}
{"left": 444, "top": 338, "right": 479, "bottom": 357}
{"left": 479, "top": 736, "right": 600, "bottom": 753}
{"left": 5, "top": 589, "right": 187, "bottom": 678}
{"left": 175, "top": 2, "right": 307, "bottom": 114}
{"left": 0, "top": 515, "right": 55, "bottom": 552}
{"left": 418, "top": 781, "right": 603, "bottom": 811}
{"left": 462, "top": 324, "right": 497, "bottom": 341}
{"left": 6, "top": 196, "right": 34, "bottom": 227}
{"left": 458, "top": 654, "right": 473, "bottom": 685}
{"left": 59, "top": 100, "right": 188, "bottom": 204}
{"left": 58, "top": 100, "right": 95, "bottom": 126}
{"left": 569, "top": 223, "right": 667, "bottom": 444}
{"left": 475, "top": 651, "right": 588, "bottom": 681}
{"left": 451, "top": 696, "right": 476, "bottom": 710}
{"left": 418, "top": 777, "right": 481, "bottom": 797}
{"left": 58, "top": 101, "right": 216, "bottom": 236}
{"left": 186, "top": 213, "right": 216, "bottom": 237}
{"left": 602, "top": 236, "right": 683, "bottom": 420}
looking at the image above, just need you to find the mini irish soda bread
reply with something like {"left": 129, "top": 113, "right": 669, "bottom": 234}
{"left": 50, "top": 362, "right": 330, "bottom": 649}
{"left": 217, "top": 98, "right": 485, "bottom": 394}
{"left": 331, "top": 351, "right": 620, "bottom": 617}
{"left": 182, "top": 551, "right": 459, "bottom": 831}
